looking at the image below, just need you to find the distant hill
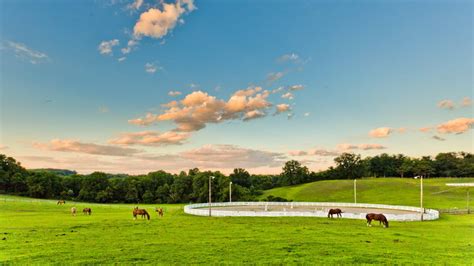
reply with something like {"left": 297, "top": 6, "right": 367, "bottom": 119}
{"left": 29, "top": 168, "right": 77, "bottom": 176}
{"left": 261, "top": 177, "right": 474, "bottom": 210}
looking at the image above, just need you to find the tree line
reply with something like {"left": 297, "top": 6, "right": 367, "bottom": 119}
{"left": 0, "top": 152, "right": 472, "bottom": 203}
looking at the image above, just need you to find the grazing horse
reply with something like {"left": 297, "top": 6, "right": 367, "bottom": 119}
{"left": 71, "top": 207, "right": 77, "bottom": 216}
{"left": 328, "top": 208, "right": 343, "bottom": 218}
{"left": 133, "top": 207, "right": 150, "bottom": 220}
{"left": 155, "top": 207, "right": 164, "bottom": 217}
{"left": 366, "top": 213, "right": 389, "bottom": 228}
{"left": 57, "top": 200, "right": 66, "bottom": 205}
{"left": 83, "top": 208, "right": 92, "bottom": 215}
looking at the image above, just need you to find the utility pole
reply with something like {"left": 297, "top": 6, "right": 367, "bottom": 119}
{"left": 229, "top": 181, "right": 232, "bottom": 203}
{"left": 354, "top": 179, "right": 357, "bottom": 204}
{"left": 209, "top": 176, "right": 214, "bottom": 217}
{"left": 420, "top": 175, "right": 424, "bottom": 221}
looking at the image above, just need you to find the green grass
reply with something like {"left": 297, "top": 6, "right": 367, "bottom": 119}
{"left": 262, "top": 177, "right": 474, "bottom": 210}
{"left": 1, "top": 178, "right": 473, "bottom": 264}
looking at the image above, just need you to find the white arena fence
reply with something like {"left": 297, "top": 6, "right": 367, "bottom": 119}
{"left": 184, "top": 202, "right": 439, "bottom": 221}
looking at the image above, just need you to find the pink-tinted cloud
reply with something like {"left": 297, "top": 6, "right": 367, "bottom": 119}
{"left": 133, "top": 0, "right": 195, "bottom": 40}
{"left": 275, "top": 103, "right": 290, "bottom": 114}
{"left": 281, "top": 92, "right": 294, "bottom": 100}
{"left": 33, "top": 139, "right": 141, "bottom": 156}
{"left": 398, "top": 127, "right": 407, "bottom": 133}
{"left": 436, "top": 117, "right": 474, "bottom": 134}
{"left": 337, "top": 143, "right": 386, "bottom": 151}
{"left": 369, "top": 127, "right": 392, "bottom": 138}
{"left": 180, "top": 144, "right": 286, "bottom": 168}
{"left": 267, "top": 72, "right": 285, "bottom": 82}
{"left": 461, "top": 97, "right": 472, "bottom": 107}
{"left": 109, "top": 131, "right": 190, "bottom": 146}
{"left": 419, "top": 127, "right": 432, "bottom": 133}
{"left": 289, "top": 148, "right": 340, "bottom": 157}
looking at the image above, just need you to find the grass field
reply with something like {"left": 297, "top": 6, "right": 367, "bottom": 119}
{"left": 1, "top": 178, "right": 473, "bottom": 264}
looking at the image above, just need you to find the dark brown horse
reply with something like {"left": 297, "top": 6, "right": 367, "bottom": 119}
{"left": 366, "top": 213, "right": 389, "bottom": 228}
{"left": 328, "top": 208, "right": 343, "bottom": 218}
{"left": 155, "top": 207, "right": 164, "bottom": 217}
{"left": 57, "top": 200, "right": 66, "bottom": 205}
{"left": 133, "top": 207, "right": 150, "bottom": 220}
{"left": 83, "top": 208, "right": 92, "bottom": 215}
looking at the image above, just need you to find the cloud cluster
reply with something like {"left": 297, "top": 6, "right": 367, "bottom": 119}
{"left": 277, "top": 53, "right": 299, "bottom": 63}
{"left": 27, "top": 143, "right": 286, "bottom": 174}
{"left": 129, "top": 87, "right": 279, "bottom": 133}
{"left": 290, "top": 142, "right": 386, "bottom": 157}
{"left": 109, "top": 131, "right": 190, "bottom": 146}
{"left": 98, "top": 39, "right": 120, "bottom": 55}
{"left": 337, "top": 143, "right": 386, "bottom": 151}
{"left": 438, "top": 97, "right": 472, "bottom": 110}
{"left": 180, "top": 144, "right": 286, "bottom": 168}
{"left": 6, "top": 41, "right": 49, "bottom": 64}
{"left": 33, "top": 139, "right": 141, "bottom": 156}
{"left": 145, "top": 62, "right": 160, "bottom": 73}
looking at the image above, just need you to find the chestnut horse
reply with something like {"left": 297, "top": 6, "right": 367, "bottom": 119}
{"left": 366, "top": 213, "right": 389, "bottom": 228}
{"left": 328, "top": 208, "right": 343, "bottom": 218}
{"left": 133, "top": 207, "right": 150, "bottom": 220}
{"left": 155, "top": 207, "right": 164, "bottom": 217}
{"left": 57, "top": 200, "right": 66, "bottom": 205}
{"left": 83, "top": 208, "right": 92, "bottom": 215}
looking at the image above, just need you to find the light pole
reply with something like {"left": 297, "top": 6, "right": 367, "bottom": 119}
{"left": 209, "top": 176, "right": 215, "bottom": 217}
{"left": 229, "top": 181, "right": 233, "bottom": 203}
{"left": 354, "top": 179, "right": 357, "bottom": 204}
{"left": 415, "top": 175, "right": 424, "bottom": 221}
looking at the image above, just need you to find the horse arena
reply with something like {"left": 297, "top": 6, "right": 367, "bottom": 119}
{"left": 184, "top": 202, "right": 439, "bottom": 221}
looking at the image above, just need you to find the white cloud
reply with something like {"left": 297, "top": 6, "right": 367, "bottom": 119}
{"left": 127, "top": 0, "right": 143, "bottom": 10}
{"left": 277, "top": 53, "right": 299, "bottom": 63}
{"left": 267, "top": 72, "right": 285, "bottom": 82}
{"left": 98, "top": 39, "right": 120, "bottom": 55}
{"left": 118, "top": 57, "right": 126, "bottom": 62}
{"left": 288, "top": 84, "right": 304, "bottom": 91}
{"left": 6, "top": 41, "right": 49, "bottom": 64}
{"left": 145, "top": 62, "right": 160, "bottom": 73}
{"left": 337, "top": 143, "right": 386, "bottom": 151}
{"left": 304, "top": 112, "right": 310, "bottom": 117}
{"left": 168, "top": 91, "right": 182, "bottom": 96}
{"left": 281, "top": 92, "right": 294, "bottom": 100}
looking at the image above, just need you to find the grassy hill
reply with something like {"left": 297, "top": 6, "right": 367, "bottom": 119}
{"left": 1, "top": 178, "right": 473, "bottom": 264}
{"left": 261, "top": 177, "right": 474, "bottom": 210}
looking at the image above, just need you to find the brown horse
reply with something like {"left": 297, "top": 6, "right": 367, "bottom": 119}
{"left": 328, "top": 208, "right": 343, "bottom": 218}
{"left": 366, "top": 213, "right": 389, "bottom": 228}
{"left": 57, "top": 200, "right": 66, "bottom": 205}
{"left": 71, "top": 207, "right": 77, "bottom": 216}
{"left": 83, "top": 208, "right": 92, "bottom": 215}
{"left": 155, "top": 207, "right": 164, "bottom": 217}
{"left": 133, "top": 207, "right": 150, "bottom": 220}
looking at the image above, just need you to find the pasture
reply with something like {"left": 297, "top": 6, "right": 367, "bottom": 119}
{"left": 1, "top": 178, "right": 474, "bottom": 264}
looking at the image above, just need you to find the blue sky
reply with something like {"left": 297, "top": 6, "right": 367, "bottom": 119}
{"left": 0, "top": 0, "right": 472, "bottom": 174}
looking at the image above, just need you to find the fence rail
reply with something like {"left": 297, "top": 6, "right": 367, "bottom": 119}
{"left": 184, "top": 201, "right": 439, "bottom": 221}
